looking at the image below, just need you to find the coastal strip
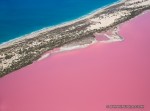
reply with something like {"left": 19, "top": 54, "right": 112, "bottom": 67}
{"left": 0, "top": 0, "right": 150, "bottom": 77}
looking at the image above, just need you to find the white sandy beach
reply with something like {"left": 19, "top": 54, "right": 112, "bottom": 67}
{"left": 0, "top": 0, "right": 124, "bottom": 49}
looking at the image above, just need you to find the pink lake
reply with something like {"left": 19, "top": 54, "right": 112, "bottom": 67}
{"left": 0, "top": 11, "right": 150, "bottom": 111}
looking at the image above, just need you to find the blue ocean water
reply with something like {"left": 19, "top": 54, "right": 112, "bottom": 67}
{"left": 0, "top": 0, "right": 117, "bottom": 43}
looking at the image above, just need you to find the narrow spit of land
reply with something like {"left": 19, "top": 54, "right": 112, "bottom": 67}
{"left": 0, "top": 0, "right": 150, "bottom": 77}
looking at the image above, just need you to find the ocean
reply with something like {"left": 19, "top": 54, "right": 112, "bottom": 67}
{"left": 0, "top": 0, "right": 117, "bottom": 43}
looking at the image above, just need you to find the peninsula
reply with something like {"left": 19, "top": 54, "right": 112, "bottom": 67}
{"left": 0, "top": 0, "right": 150, "bottom": 77}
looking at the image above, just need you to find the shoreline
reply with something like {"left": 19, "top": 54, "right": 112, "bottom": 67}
{"left": 0, "top": 0, "right": 150, "bottom": 77}
{"left": 0, "top": 0, "right": 122, "bottom": 48}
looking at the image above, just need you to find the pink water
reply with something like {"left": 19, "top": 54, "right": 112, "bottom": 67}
{"left": 0, "top": 12, "right": 150, "bottom": 111}
{"left": 94, "top": 33, "right": 109, "bottom": 41}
